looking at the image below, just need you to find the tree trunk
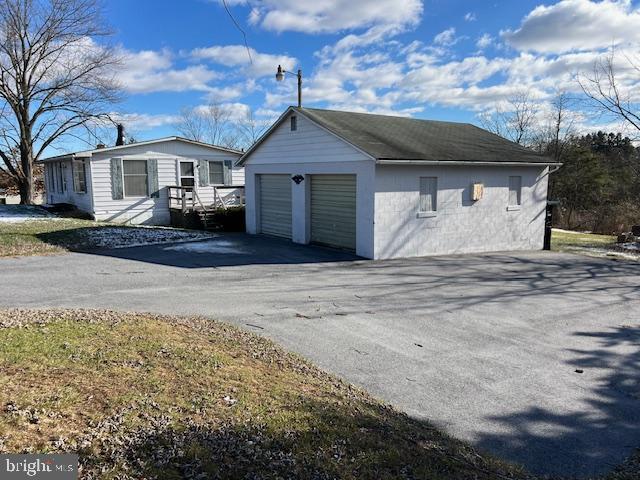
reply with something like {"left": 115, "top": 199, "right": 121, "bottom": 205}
{"left": 19, "top": 135, "right": 35, "bottom": 205}
{"left": 17, "top": 174, "right": 34, "bottom": 205}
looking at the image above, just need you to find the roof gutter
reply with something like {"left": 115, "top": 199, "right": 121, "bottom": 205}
{"left": 36, "top": 153, "right": 78, "bottom": 164}
{"left": 376, "top": 159, "right": 563, "bottom": 167}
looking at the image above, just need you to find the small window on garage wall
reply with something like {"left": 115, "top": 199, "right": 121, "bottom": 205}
{"left": 290, "top": 115, "right": 297, "bottom": 131}
{"left": 508, "top": 176, "right": 522, "bottom": 206}
{"left": 419, "top": 177, "right": 438, "bottom": 212}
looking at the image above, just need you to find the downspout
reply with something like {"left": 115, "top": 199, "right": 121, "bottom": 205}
{"left": 544, "top": 164, "right": 563, "bottom": 250}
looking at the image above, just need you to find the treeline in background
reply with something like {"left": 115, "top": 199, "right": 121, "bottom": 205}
{"left": 548, "top": 132, "right": 638, "bottom": 234}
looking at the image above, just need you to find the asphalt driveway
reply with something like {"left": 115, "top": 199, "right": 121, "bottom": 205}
{"left": 0, "top": 233, "right": 638, "bottom": 477}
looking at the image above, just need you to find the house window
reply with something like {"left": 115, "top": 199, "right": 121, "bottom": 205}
{"left": 44, "top": 163, "right": 55, "bottom": 194}
{"left": 179, "top": 161, "right": 195, "bottom": 187}
{"left": 72, "top": 158, "right": 87, "bottom": 193}
{"left": 208, "top": 161, "right": 225, "bottom": 185}
{"left": 290, "top": 115, "right": 297, "bottom": 131}
{"left": 419, "top": 177, "right": 438, "bottom": 213}
{"left": 508, "top": 176, "right": 522, "bottom": 207}
{"left": 56, "top": 162, "right": 65, "bottom": 193}
{"left": 123, "top": 160, "right": 148, "bottom": 197}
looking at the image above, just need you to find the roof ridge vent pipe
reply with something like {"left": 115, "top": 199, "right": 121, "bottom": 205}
{"left": 116, "top": 124, "right": 125, "bottom": 146}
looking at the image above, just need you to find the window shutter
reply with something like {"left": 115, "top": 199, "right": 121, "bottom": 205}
{"left": 223, "top": 160, "right": 232, "bottom": 185}
{"left": 198, "top": 160, "right": 209, "bottom": 187}
{"left": 110, "top": 158, "right": 123, "bottom": 200}
{"left": 148, "top": 159, "right": 160, "bottom": 198}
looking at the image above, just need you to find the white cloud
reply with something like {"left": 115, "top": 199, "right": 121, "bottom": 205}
{"left": 191, "top": 45, "right": 297, "bottom": 78}
{"left": 326, "top": 24, "right": 405, "bottom": 54}
{"left": 204, "top": 85, "right": 245, "bottom": 102}
{"left": 502, "top": 0, "right": 640, "bottom": 53}
{"left": 112, "top": 112, "right": 180, "bottom": 131}
{"left": 263, "top": 0, "right": 639, "bottom": 127}
{"left": 433, "top": 27, "right": 458, "bottom": 46}
{"left": 120, "top": 49, "right": 219, "bottom": 94}
{"left": 476, "top": 33, "right": 493, "bottom": 50}
{"left": 238, "top": 0, "right": 423, "bottom": 34}
{"left": 464, "top": 12, "right": 477, "bottom": 22}
{"left": 111, "top": 0, "right": 639, "bottom": 136}
{"left": 255, "top": 107, "right": 282, "bottom": 119}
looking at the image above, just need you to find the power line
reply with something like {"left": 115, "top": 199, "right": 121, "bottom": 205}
{"left": 221, "top": 0, "right": 253, "bottom": 65}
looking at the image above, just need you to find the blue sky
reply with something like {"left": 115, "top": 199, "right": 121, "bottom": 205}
{"left": 96, "top": 0, "right": 640, "bottom": 143}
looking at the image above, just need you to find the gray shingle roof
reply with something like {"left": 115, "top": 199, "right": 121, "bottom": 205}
{"left": 295, "top": 107, "right": 553, "bottom": 164}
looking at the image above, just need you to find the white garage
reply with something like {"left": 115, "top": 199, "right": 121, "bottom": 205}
{"left": 239, "top": 107, "right": 560, "bottom": 260}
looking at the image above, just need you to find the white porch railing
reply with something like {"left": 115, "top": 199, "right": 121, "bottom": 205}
{"left": 168, "top": 185, "right": 245, "bottom": 212}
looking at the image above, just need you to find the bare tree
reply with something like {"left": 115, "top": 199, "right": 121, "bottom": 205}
{"left": 235, "top": 108, "right": 269, "bottom": 150}
{"left": 543, "top": 92, "right": 575, "bottom": 161}
{"left": 175, "top": 101, "right": 240, "bottom": 149}
{"left": 479, "top": 91, "right": 540, "bottom": 146}
{"left": 525, "top": 91, "right": 577, "bottom": 158}
{"left": 0, "top": 0, "right": 121, "bottom": 204}
{"left": 578, "top": 47, "right": 640, "bottom": 134}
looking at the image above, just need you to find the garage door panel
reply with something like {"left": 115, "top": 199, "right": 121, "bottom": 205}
{"left": 259, "top": 174, "right": 291, "bottom": 238}
{"left": 311, "top": 174, "right": 356, "bottom": 251}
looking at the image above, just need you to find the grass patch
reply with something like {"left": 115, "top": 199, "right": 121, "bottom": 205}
{"left": 0, "top": 218, "right": 100, "bottom": 257}
{"left": 0, "top": 309, "right": 637, "bottom": 479}
{"left": 0, "top": 217, "right": 213, "bottom": 258}
{"left": 0, "top": 309, "right": 531, "bottom": 480}
{"left": 552, "top": 229, "right": 617, "bottom": 250}
{"left": 550, "top": 229, "right": 640, "bottom": 261}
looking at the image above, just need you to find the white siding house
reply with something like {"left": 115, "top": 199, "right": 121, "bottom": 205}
{"left": 239, "top": 107, "right": 560, "bottom": 260}
{"left": 40, "top": 137, "right": 244, "bottom": 225}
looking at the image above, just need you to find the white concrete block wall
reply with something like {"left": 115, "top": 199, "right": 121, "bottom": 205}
{"left": 374, "top": 164, "right": 549, "bottom": 259}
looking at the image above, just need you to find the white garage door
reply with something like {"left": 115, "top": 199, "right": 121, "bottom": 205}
{"left": 311, "top": 174, "right": 356, "bottom": 251}
{"left": 259, "top": 174, "right": 292, "bottom": 238}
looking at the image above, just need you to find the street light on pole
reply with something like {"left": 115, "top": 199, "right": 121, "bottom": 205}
{"left": 276, "top": 65, "right": 302, "bottom": 108}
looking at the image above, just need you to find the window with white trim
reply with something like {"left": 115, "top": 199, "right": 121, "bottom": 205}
{"left": 179, "top": 161, "right": 195, "bottom": 187}
{"left": 73, "top": 158, "right": 87, "bottom": 193}
{"left": 290, "top": 115, "right": 297, "bottom": 131}
{"left": 123, "top": 160, "right": 148, "bottom": 197}
{"left": 208, "top": 161, "right": 224, "bottom": 185}
{"left": 419, "top": 177, "right": 438, "bottom": 213}
{"left": 508, "top": 176, "right": 522, "bottom": 207}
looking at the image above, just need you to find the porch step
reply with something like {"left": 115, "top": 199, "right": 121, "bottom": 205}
{"left": 197, "top": 209, "right": 221, "bottom": 231}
